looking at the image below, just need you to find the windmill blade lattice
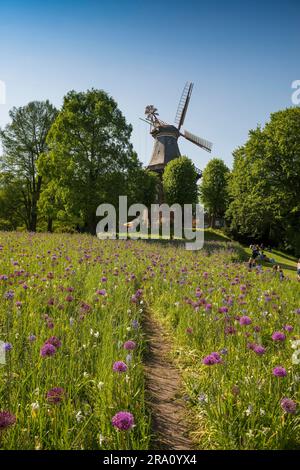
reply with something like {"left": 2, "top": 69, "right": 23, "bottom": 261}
{"left": 182, "top": 129, "right": 212, "bottom": 153}
{"left": 174, "top": 82, "right": 194, "bottom": 130}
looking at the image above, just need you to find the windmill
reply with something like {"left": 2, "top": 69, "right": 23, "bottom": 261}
{"left": 143, "top": 82, "right": 212, "bottom": 179}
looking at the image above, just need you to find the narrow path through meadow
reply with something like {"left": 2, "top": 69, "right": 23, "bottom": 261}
{"left": 143, "top": 313, "right": 193, "bottom": 450}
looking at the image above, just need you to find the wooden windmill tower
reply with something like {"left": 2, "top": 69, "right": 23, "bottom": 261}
{"left": 143, "top": 82, "right": 212, "bottom": 180}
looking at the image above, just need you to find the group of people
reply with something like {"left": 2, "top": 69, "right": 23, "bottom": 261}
{"left": 248, "top": 244, "right": 275, "bottom": 269}
{"left": 249, "top": 243, "right": 300, "bottom": 282}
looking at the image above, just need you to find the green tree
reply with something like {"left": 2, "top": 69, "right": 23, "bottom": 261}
{"left": 0, "top": 172, "right": 29, "bottom": 230}
{"left": 227, "top": 107, "right": 300, "bottom": 253}
{"left": 162, "top": 156, "right": 198, "bottom": 206}
{"left": 199, "top": 158, "right": 230, "bottom": 227}
{"left": 0, "top": 101, "right": 58, "bottom": 231}
{"left": 38, "top": 89, "right": 143, "bottom": 233}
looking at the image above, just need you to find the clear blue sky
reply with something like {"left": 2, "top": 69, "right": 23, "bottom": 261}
{"left": 0, "top": 0, "right": 299, "bottom": 169}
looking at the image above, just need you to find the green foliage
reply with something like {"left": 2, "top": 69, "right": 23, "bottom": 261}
{"left": 0, "top": 101, "right": 58, "bottom": 231}
{"left": 227, "top": 107, "right": 300, "bottom": 254}
{"left": 199, "top": 158, "right": 230, "bottom": 227}
{"left": 38, "top": 89, "right": 149, "bottom": 233}
{"left": 162, "top": 156, "right": 198, "bottom": 206}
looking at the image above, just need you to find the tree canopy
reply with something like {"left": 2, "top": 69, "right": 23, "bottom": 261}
{"left": 199, "top": 158, "right": 230, "bottom": 227}
{"left": 226, "top": 107, "right": 300, "bottom": 253}
{"left": 162, "top": 156, "right": 198, "bottom": 206}
{"left": 0, "top": 100, "right": 58, "bottom": 230}
{"left": 38, "top": 89, "right": 157, "bottom": 233}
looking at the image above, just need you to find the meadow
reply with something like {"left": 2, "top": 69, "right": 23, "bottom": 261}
{"left": 0, "top": 232, "right": 299, "bottom": 450}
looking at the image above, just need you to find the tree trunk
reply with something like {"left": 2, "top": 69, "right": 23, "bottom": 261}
{"left": 47, "top": 218, "right": 53, "bottom": 232}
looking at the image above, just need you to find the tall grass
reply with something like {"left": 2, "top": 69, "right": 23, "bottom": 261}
{"left": 0, "top": 233, "right": 299, "bottom": 449}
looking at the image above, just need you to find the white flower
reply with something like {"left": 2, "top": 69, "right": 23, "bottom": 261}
{"left": 292, "top": 351, "right": 300, "bottom": 365}
{"left": 90, "top": 328, "right": 94, "bottom": 336}
{"left": 98, "top": 381, "right": 104, "bottom": 389}
{"left": 246, "top": 429, "right": 254, "bottom": 438}
{"left": 31, "top": 402, "right": 40, "bottom": 411}
{"left": 291, "top": 339, "right": 300, "bottom": 350}
{"left": 260, "top": 408, "right": 265, "bottom": 416}
{"left": 94, "top": 331, "right": 100, "bottom": 338}
{"left": 99, "top": 434, "right": 105, "bottom": 446}
{"left": 75, "top": 411, "right": 84, "bottom": 422}
{"left": 244, "top": 405, "right": 253, "bottom": 416}
{"left": 127, "top": 309, "right": 132, "bottom": 314}
{"left": 83, "top": 372, "right": 89, "bottom": 378}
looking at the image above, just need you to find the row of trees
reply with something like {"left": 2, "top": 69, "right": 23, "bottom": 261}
{"left": 1, "top": 88, "right": 299, "bottom": 253}
{"left": 0, "top": 89, "right": 159, "bottom": 232}
{"left": 199, "top": 107, "right": 300, "bottom": 254}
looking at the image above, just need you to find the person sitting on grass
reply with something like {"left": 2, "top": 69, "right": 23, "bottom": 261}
{"left": 248, "top": 245, "right": 259, "bottom": 269}
{"left": 273, "top": 264, "right": 279, "bottom": 274}
{"left": 279, "top": 266, "right": 284, "bottom": 282}
{"left": 297, "top": 259, "right": 300, "bottom": 281}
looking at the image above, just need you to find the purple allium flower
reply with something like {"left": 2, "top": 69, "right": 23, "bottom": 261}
{"left": 202, "top": 352, "right": 222, "bottom": 365}
{"left": 132, "top": 319, "right": 139, "bottom": 329}
{"left": 112, "top": 411, "right": 134, "bottom": 431}
{"left": 224, "top": 326, "right": 236, "bottom": 335}
{"left": 219, "top": 306, "right": 228, "bottom": 313}
{"left": 101, "top": 277, "right": 107, "bottom": 282}
{"left": 0, "top": 411, "right": 16, "bottom": 430}
{"left": 96, "top": 289, "right": 106, "bottom": 296}
{"left": 4, "top": 290, "right": 14, "bottom": 300}
{"left": 3, "top": 342, "right": 12, "bottom": 352}
{"left": 273, "top": 366, "right": 287, "bottom": 377}
{"left": 40, "top": 343, "right": 57, "bottom": 357}
{"left": 280, "top": 398, "right": 297, "bottom": 414}
{"left": 15, "top": 301, "right": 23, "bottom": 308}
{"left": 46, "top": 387, "right": 65, "bottom": 404}
{"left": 47, "top": 321, "right": 55, "bottom": 329}
{"left": 272, "top": 331, "right": 286, "bottom": 342}
{"left": 29, "top": 334, "right": 36, "bottom": 342}
{"left": 284, "top": 325, "right": 293, "bottom": 332}
{"left": 239, "top": 315, "right": 252, "bottom": 326}
{"left": 220, "top": 348, "right": 228, "bottom": 355}
{"left": 113, "top": 361, "right": 128, "bottom": 373}
{"left": 65, "top": 295, "right": 74, "bottom": 302}
{"left": 45, "top": 336, "right": 61, "bottom": 349}
{"left": 253, "top": 345, "right": 266, "bottom": 355}
{"left": 123, "top": 340, "right": 136, "bottom": 351}
{"left": 186, "top": 327, "right": 193, "bottom": 334}
{"left": 296, "top": 308, "right": 300, "bottom": 315}
{"left": 205, "top": 303, "right": 212, "bottom": 311}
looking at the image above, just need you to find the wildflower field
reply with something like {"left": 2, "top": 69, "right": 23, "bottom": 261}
{"left": 0, "top": 232, "right": 299, "bottom": 450}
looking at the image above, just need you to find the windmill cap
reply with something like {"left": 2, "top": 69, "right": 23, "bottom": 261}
{"left": 151, "top": 124, "right": 180, "bottom": 137}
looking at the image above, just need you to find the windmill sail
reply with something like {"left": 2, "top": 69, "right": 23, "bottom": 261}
{"left": 175, "top": 82, "right": 194, "bottom": 130}
{"left": 182, "top": 130, "right": 212, "bottom": 152}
